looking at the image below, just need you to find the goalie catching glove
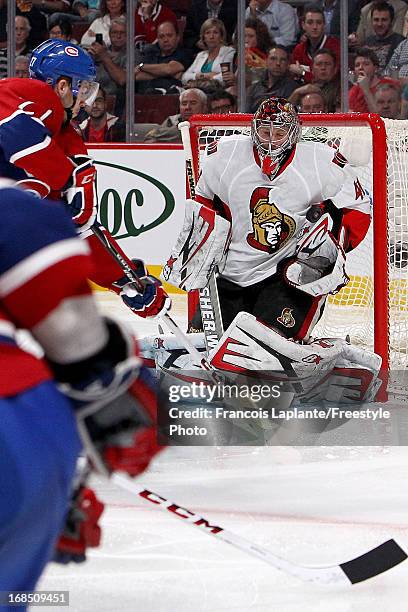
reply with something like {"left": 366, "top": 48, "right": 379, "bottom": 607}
{"left": 112, "top": 259, "right": 171, "bottom": 318}
{"left": 284, "top": 213, "right": 349, "bottom": 297}
{"left": 49, "top": 317, "right": 165, "bottom": 477}
{"left": 161, "top": 199, "right": 231, "bottom": 291}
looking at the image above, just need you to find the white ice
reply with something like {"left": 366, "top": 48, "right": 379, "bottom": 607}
{"left": 39, "top": 293, "right": 408, "bottom": 612}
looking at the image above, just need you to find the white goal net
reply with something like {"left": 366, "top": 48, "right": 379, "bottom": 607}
{"left": 184, "top": 113, "right": 408, "bottom": 377}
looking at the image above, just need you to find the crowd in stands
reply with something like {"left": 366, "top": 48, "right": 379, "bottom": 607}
{"left": 2, "top": 0, "right": 408, "bottom": 142}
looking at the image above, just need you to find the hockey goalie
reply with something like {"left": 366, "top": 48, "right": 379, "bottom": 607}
{"left": 161, "top": 96, "right": 382, "bottom": 404}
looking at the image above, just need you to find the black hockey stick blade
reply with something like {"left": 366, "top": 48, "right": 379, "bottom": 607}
{"left": 340, "top": 539, "right": 407, "bottom": 584}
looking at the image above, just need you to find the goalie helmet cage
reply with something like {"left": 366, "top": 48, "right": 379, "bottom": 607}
{"left": 184, "top": 112, "right": 408, "bottom": 399}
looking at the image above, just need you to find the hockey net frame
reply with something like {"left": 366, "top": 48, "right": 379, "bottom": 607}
{"left": 182, "top": 113, "right": 408, "bottom": 392}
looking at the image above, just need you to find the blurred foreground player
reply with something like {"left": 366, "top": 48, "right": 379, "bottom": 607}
{"left": 0, "top": 39, "right": 169, "bottom": 320}
{"left": 0, "top": 181, "right": 163, "bottom": 605}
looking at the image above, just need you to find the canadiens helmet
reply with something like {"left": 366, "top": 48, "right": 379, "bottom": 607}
{"left": 29, "top": 39, "right": 98, "bottom": 106}
{"left": 251, "top": 97, "right": 301, "bottom": 178}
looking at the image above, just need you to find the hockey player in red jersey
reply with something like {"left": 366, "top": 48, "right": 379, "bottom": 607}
{"left": 0, "top": 39, "right": 170, "bottom": 319}
{"left": 0, "top": 180, "right": 164, "bottom": 604}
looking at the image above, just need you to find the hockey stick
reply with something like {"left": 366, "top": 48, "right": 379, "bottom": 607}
{"left": 112, "top": 472, "right": 407, "bottom": 585}
{"left": 178, "top": 121, "right": 224, "bottom": 351}
{"left": 90, "top": 223, "right": 222, "bottom": 380}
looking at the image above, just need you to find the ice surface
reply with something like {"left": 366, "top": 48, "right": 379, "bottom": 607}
{"left": 38, "top": 293, "right": 408, "bottom": 611}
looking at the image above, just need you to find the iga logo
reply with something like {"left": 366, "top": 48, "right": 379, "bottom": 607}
{"left": 65, "top": 46, "right": 79, "bottom": 56}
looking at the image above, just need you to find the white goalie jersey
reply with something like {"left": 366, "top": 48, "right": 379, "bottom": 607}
{"left": 195, "top": 135, "right": 371, "bottom": 287}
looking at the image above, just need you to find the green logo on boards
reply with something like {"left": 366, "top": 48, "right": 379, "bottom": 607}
{"left": 94, "top": 161, "right": 175, "bottom": 239}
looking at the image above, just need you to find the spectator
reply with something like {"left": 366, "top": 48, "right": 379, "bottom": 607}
{"left": 78, "top": 87, "right": 119, "bottom": 141}
{"left": 135, "top": 0, "right": 177, "bottom": 50}
{"left": 349, "top": 47, "right": 400, "bottom": 112}
{"left": 184, "top": 0, "right": 237, "bottom": 50}
{"left": 246, "top": 0, "right": 298, "bottom": 49}
{"left": 29, "top": 0, "right": 71, "bottom": 17}
{"left": 363, "top": 1, "right": 405, "bottom": 69}
{"left": 136, "top": 21, "right": 192, "bottom": 94}
{"left": 208, "top": 89, "right": 236, "bottom": 113}
{"left": 299, "top": 90, "right": 327, "bottom": 111}
{"left": 81, "top": 0, "right": 125, "bottom": 48}
{"left": 48, "top": 17, "right": 78, "bottom": 42}
{"left": 356, "top": 0, "right": 407, "bottom": 44}
{"left": 144, "top": 87, "right": 207, "bottom": 142}
{"left": 290, "top": 5, "right": 340, "bottom": 83}
{"left": 374, "top": 81, "right": 402, "bottom": 116}
{"left": 0, "top": 16, "right": 33, "bottom": 79}
{"left": 385, "top": 34, "right": 408, "bottom": 83}
{"left": 88, "top": 16, "right": 132, "bottom": 116}
{"left": 15, "top": 54, "right": 30, "bottom": 78}
{"left": 318, "top": 0, "right": 361, "bottom": 38}
{"left": 15, "top": 0, "right": 48, "bottom": 47}
{"left": 49, "top": 0, "right": 100, "bottom": 25}
{"left": 289, "top": 48, "right": 340, "bottom": 112}
{"left": 246, "top": 44, "right": 298, "bottom": 112}
{"left": 219, "top": 17, "right": 274, "bottom": 94}
{"left": 182, "top": 18, "right": 235, "bottom": 88}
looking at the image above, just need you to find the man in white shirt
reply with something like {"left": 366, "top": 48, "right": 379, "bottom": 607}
{"left": 246, "top": 0, "right": 298, "bottom": 49}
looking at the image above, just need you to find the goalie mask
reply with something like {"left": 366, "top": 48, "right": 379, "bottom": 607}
{"left": 251, "top": 97, "right": 301, "bottom": 179}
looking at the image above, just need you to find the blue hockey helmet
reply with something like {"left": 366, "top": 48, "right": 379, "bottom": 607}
{"left": 29, "top": 39, "right": 98, "bottom": 106}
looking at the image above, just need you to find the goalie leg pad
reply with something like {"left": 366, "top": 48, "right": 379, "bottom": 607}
{"left": 161, "top": 199, "right": 231, "bottom": 291}
{"left": 209, "top": 312, "right": 344, "bottom": 375}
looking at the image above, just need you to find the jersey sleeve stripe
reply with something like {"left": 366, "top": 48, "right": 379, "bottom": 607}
{"left": 0, "top": 238, "right": 90, "bottom": 297}
{"left": 9, "top": 135, "right": 52, "bottom": 164}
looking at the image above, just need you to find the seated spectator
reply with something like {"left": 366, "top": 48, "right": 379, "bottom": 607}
{"left": 184, "top": 0, "right": 237, "bottom": 50}
{"left": 81, "top": 0, "right": 125, "bottom": 48}
{"left": 49, "top": 0, "right": 100, "bottom": 25}
{"left": 136, "top": 21, "right": 192, "bottom": 94}
{"left": 318, "top": 0, "right": 361, "bottom": 38}
{"left": 290, "top": 4, "right": 340, "bottom": 83}
{"left": 88, "top": 15, "right": 132, "bottom": 116}
{"left": 182, "top": 18, "right": 235, "bottom": 88}
{"left": 299, "top": 90, "right": 327, "bottom": 111}
{"left": 15, "top": 0, "right": 48, "bottom": 47}
{"left": 349, "top": 47, "right": 400, "bottom": 112}
{"left": 288, "top": 48, "right": 340, "bottom": 112}
{"left": 15, "top": 54, "right": 30, "bottom": 78}
{"left": 243, "top": 17, "right": 274, "bottom": 69}
{"left": 246, "top": 44, "right": 298, "bottom": 112}
{"left": 374, "top": 81, "right": 402, "bottom": 116}
{"left": 364, "top": 2, "right": 404, "bottom": 70}
{"left": 0, "top": 16, "right": 33, "bottom": 79}
{"left": 356, "top": 0, "right": 407, "bottom": 45}
{"left": 208, "top": 88, "right": 236, "bottom": 113}
{"left": 135, "top": 0, "right": 177, "bottom": 49}
{"left": 78, "top": 87, "right": 119, "bottom": 141}
{"left": 385, "top": 36, "right": 408, "bottom": 83}
{"left": 30, "top": 0, "right": 71, "bottom": 17}
{"left": 48, "top": 17, "right": 78, "bottom": 42}
{"left": 144, "top": 87, "right": 207, "bottom": 142}
{"left": 246, "top": 0, "right": 298, "bottom": 50}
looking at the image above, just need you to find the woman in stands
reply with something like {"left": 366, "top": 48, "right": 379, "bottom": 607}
{"left": 181, "top": 18, "right": 235, "bottom": 88}
{"left": 81, "top": 0, "right": 125, "bottom": 48}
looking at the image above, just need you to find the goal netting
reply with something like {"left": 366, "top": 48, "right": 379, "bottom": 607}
{"left": 182, "top": 113, "right": 408, "bottom": 379}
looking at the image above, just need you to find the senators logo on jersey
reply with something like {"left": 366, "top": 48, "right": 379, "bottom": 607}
{"left": 247, "top": 187, "right": 296, "bottom": 253}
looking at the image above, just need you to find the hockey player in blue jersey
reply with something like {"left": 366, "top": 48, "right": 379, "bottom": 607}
{"left": 0, "top": 180, "right": 164, "bottom": 610}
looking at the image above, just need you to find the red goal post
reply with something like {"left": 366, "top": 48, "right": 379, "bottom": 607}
{"left": 183, "top": 112, "right": 402, "bottom": 386}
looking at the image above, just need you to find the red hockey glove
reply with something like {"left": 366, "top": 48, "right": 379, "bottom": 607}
{"left": 15, "top": 178, "right": 51, "bottom": 199}
{"left": 50, "top": 318, "right": 167, "bottom": 477}
{"left": 64, "top": 155, "right": 97, "bottom": 230}
{"left": 53, "top": 485, "right": 104, "bottom": 564}
{"left": 112, "top": 259, "right": 171, "bottom": 319}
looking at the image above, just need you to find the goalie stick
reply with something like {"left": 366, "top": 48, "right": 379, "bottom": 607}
{"left": 178, "top": 121, "right": 224, "bottom": 351}
{"left": 112, "top": 472, "right": 407, "bottom": 585}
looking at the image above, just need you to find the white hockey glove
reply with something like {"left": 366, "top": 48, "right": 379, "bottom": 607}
{"left": 284, "top": 214, "right": 349, "bottom": 297}
{"left": 161, "top": 199, "right": 231, "bottom": 291}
